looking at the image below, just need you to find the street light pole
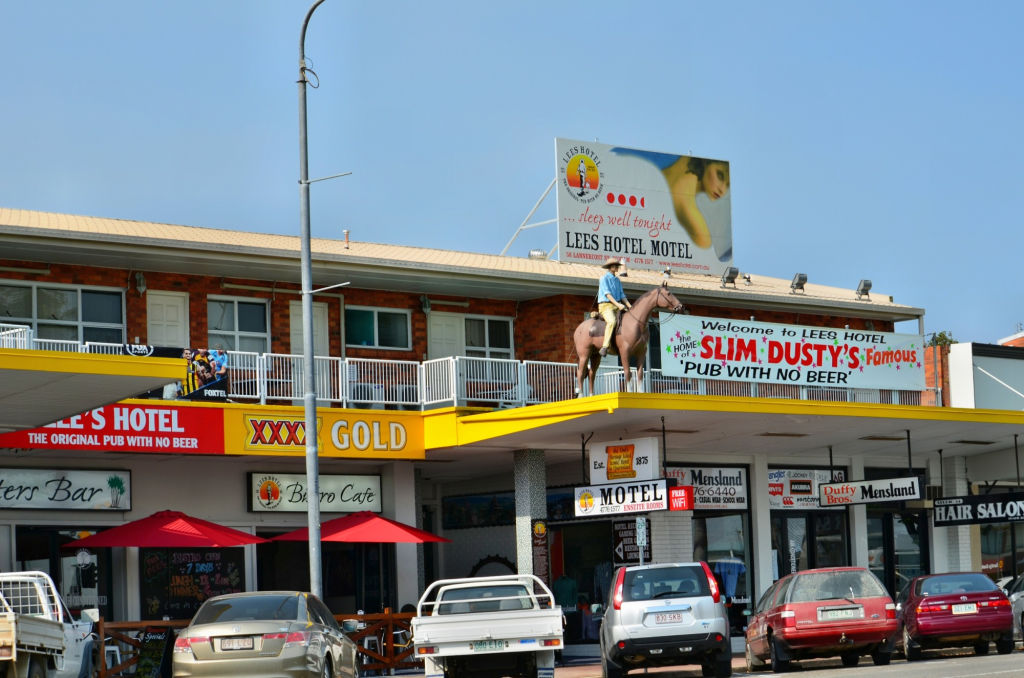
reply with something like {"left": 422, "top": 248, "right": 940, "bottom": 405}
{"left": 298, "top": 0, "right": 328, "bottom": 598}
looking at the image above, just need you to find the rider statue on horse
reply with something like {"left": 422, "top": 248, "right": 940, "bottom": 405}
{"left": 574, "top": 258, "right": 685, "bottom": 396}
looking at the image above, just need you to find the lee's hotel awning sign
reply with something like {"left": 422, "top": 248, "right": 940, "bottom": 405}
{"left": 661, "top": 316, "right": 925, "bottom": 390}
{"left": 0, "top": 401, "right": 424, "bottom": 460}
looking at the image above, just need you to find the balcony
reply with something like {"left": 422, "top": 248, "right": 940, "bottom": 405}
{"left": 0, "top": 323, "right": 937, "bottom": 410}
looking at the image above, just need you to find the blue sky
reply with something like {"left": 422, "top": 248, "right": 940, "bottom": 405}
{"left": 2, "top": 1, "right": 1021, "bottom": 343}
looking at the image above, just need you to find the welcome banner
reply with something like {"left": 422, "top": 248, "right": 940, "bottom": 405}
{"left": 661, "top": 315, "right": 925, "bottom": 391}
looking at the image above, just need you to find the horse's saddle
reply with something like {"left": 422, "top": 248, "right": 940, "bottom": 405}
{"left": 587, "top": 310, "right": 622, "bottom": 339}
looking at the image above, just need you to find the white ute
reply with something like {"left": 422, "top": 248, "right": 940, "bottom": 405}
{"left": 0, "top": 571, "right": 96, "bottom": 678}
{"left": 412, "top": 574, "right": 564, "bottom": 678}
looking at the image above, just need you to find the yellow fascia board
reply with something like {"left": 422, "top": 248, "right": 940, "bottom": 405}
{"left": 0, "top": 348, "right": 184, "bottom": 380}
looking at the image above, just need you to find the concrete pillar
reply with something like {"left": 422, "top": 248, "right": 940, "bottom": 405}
{"left": 382, "top": 461, "right": 418, "bottom": 608}
{"left": 749, "top": 455, "right": 774, "bottom": 598}
{"left": 513, "top": 450, "right": 547, "bottom": 575}
{"left": 937, "top": 454, "right": 971, "bottom": 572}
{"left": 926, "top": 455, "right": 948, "bottom": 574}
{"left": 848, "top": 457, "right": 869, "bottom": 568}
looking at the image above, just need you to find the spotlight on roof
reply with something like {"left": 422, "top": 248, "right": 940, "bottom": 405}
{"left": 856, "top": 279, "right": 872, "bottom": 300}
{"left": 743, "top": 274, "right": 752, "bottom": 285}
{"left": 527, "top": 249, "right": 548, "bottom": 260}
{"left": 790, "top": 273, "right": 807, "bottom": 294}
{"left": 721, "top": 266, "right": 739, "bottom": 289}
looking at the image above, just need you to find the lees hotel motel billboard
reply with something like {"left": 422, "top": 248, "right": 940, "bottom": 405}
{"left": 555, "top": 138, "right": 733, "bottom": 273}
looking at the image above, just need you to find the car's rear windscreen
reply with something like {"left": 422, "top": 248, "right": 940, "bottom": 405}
{"left": 788, "top": 570, "right": 887, "bottom": 603}
{"left": 623, "top": 565, "right": 709, "bottom": 602}
{"left": 193, "top": 594, "right": 300, "bottom": 624}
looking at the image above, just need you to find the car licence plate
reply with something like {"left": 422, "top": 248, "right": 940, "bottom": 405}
{"left": 655, "top": 612, "right": 683, "bottom": 624}
{"left": 952, "top": 603, "right": 978, "bottom": 615}
{"left": 472, "top": 640, "right": 505, "bottom": 652}
{"left": 820, "top": 607, "right": 862, "bottom": 621}
{"left": 221, "top": 637, "right": 254, "bottom": 650}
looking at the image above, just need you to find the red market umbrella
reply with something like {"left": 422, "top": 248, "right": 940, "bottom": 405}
{"left": 273, "top": 511, "right": 449, "bottom": 543}
{"left": 63, "top": 510, "right": 269, "bottom": 548}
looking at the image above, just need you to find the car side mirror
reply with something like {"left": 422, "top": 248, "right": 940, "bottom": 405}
{"left": 895, "top": 602, "right": 902, "bottom": 613}
{"left": 81, "top": 608, "right": 100, "bottom": 623}
{"left": 742, "top": 608, "right": 752, "bottom": 616}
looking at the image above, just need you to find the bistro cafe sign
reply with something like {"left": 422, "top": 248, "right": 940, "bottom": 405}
{"left": 818, "top": 476, "right": 921, "bottom": 506}
{"left": 250, "top": 472, "right": 381, "bottom": 513}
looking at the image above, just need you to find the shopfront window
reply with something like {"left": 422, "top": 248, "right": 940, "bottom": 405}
{"left": 980, "top": 522, "right": 1014, "bottom": 581}
{"left": 770, "top": 511, "right": 849, "bottom": 579}
{"left": 15, "top": 525, "right": 113, "bottom": 620}
{"left": 693, "top": 512, "right": 750, "bottom": 635}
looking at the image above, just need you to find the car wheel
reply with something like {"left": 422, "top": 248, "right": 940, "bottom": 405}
{"left": 702, "top": 662, "right": 715, "bottom": 677}
{"left": 601, "top": 653, "right": 625, "bottom": 678}
{"left": 321, "top": 656, "right": 332, "bottom": 678}
{"left": 974, "top": 641, "right": 989, "bottom": 656}
{"left": 903, "top": 627, "right": 922, "bottom": 662}
{"left": 840, "top": 652, "right": 859, "bottom": 667}
{"left": 769, "top": 634, "right": 790, "bottom": 673}
{"left": 871, "top": 650, "right": 891, "bottom": 666}
{"left": 746, "top": 643, "right": 765, "bottom": 672}
{"left": 713, "top": 653, "right": 733, "bottom": 678}
{"left": 996, "top": 635, "right": 1014, "bottom": 655}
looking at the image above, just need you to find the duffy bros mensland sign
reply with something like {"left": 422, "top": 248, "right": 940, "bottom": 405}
{"left": 818, "top": 477, "right": 921, "bottom": 506}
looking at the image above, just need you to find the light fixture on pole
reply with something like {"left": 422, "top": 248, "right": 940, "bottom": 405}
{"left": 298, "top": 0, "right": 328, "bottom": 598}
{"left": 790, "top": 273, "right": 807, "bottom": 294}
{"left": 856, "top": 279, "right": 872, "bottom": 300}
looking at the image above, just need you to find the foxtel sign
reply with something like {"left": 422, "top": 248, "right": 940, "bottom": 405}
{"left": 818, "top": 477, "right": 920, "bottom": 506}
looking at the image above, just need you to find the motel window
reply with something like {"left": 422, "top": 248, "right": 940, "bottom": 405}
{"left": 0, "top": 283, "right": 124, "bottom": 344}
{"left": 208, "top": 298, "right": 269, "bottom": 353}
{"left": 465, "top": 316, "right": 512, "bottom": 360}
{"left": 344, "top": 307, "right": 411, "bottom": 350}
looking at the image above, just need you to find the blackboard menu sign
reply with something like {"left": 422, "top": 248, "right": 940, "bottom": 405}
{"left": 140, "top": 548, "right": 244, "bottom": 620}
{"left": 136, "top": 626, "right": 173, "bottom": 678}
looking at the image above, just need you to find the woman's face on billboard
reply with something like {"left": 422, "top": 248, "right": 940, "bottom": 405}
{"left": 702, "top": 162, "right": 729, "bottom": 201}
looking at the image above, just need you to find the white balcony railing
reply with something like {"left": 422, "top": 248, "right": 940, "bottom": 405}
{"left": 0, "top": 322, "right": 939, "bottom": 409}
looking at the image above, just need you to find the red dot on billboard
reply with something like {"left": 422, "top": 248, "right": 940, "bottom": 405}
{"left": 606, "top": 193, "right": 615, "bottom": 204}
{"left": 617, "top": 194, "right": 626, "bottom": 205}
{"left": 629, "top": 195, "right": 637, "bottom": 206}
{"left": 641, "top": 197, "right": 645, "bottom": 207}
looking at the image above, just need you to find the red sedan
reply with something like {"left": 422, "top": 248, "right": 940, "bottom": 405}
{"left": 897, "top": 572, "right": 1014, "bottom": 660}
{"left": 744, "top": 567, "right": 897, "bottom": 672}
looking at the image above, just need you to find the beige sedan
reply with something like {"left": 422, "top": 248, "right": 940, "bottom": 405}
{"left": 172, "top": 591, "right": 359, "bottom": 678}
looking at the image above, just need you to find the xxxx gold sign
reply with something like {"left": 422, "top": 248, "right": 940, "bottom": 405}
{"left": 224, "top": 408, "right": 424, "bottom": 459}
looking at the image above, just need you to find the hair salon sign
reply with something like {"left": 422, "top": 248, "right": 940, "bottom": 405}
{"left": 0, "top": 468, "right": 131, "bottom": 510}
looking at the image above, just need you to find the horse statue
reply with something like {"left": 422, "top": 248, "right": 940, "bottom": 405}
{"left": 573, "top": 280, "right": 685, "bottom": 396}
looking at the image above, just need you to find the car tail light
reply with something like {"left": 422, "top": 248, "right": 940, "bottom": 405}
{"left": 612, "top": 568, "right": 626, "bottom": 610}
{"left": 916, "top": 602, "right": 949, "bottom": 614}
{"left": 780, "top": 610, "right": 796, "bottom": 628}
{"left": 885, "top": 603, "right": 896, "bottom": 620}
{"left": 282, "top": 631, "right": 310, "bottom": 648}
{"left": 541, "top": 639, "right": 561, "bottom": 647}
{"left": 416, "top": 646, "right": 438, "bottom": 655}
{"left": 173, "top": 636, "right": 209, "bottom": 654}
{"left": 981, "top": 599, "right": 1010, "bottom": 608}
{"left": 700, "top": 561, "right": 721, "bottom": 603}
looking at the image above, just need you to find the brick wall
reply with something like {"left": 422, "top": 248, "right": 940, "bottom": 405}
{"left": 0, "top": 259, "right": 895, "bottom": 361}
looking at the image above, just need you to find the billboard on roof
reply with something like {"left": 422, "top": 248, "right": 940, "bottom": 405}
{"left": 555, "top": 138, "right": 732, "bottom": 273}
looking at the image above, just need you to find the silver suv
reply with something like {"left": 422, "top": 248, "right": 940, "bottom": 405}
{"left": 596, "top": 561, "right": 731, "bottom": 677}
